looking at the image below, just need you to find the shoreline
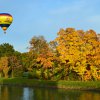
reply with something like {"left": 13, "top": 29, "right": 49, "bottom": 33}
{"left": 0, "top": 78, "right": 100, "bottom": 91}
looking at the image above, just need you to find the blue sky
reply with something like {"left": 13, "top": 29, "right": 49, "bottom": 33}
{"left": 0, "top": 0, "right": 100, "bottom": 52}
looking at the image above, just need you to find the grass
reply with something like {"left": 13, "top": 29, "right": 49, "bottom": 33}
{"left": 0, "top": 78, "right": 100, "bottom": 90}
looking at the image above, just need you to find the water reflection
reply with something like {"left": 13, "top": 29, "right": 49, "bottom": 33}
{"left": 0, "top": 85, "right": 100, "bottom": 100}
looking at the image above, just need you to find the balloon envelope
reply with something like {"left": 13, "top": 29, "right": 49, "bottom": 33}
{"left": 0, "top": 13, "right": 13, "bottom": 33}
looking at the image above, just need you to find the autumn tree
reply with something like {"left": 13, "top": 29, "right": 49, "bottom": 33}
{"left": 55, "top": 28, "right": 100, "bottom": 81}
{"left": 0, "top": 43, "right": 23, "bottom": 78}
{"left": 9, "top": 56, "right": 23, "bottom": 77}
{"left": 0, "top": 57, "right": 10, "bottom": 78}
{"left": 28, "top": 36, "right": 54, "bottom": 79}
{"left": 82, "top": 30, "right": 100, "bottom": 80}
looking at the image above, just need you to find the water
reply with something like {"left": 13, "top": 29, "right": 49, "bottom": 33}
{"left": 0, "top": 85, "right": 100, "bottom": 100}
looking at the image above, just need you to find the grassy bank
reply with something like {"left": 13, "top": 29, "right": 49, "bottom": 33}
{"left": 0, "top": 78, "right": 100, "bottom": 90}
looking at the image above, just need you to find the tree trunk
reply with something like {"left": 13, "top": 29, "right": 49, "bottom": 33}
{"left": 3, "top": 68, "right": 9, "bottom": 78}
{"left": 4, "top": 73, "right": 8, "bottom": 78}
{"left": 0, "top": 72, "right": 3, "bottom": 78}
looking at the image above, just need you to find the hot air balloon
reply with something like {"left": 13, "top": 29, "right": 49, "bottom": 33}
{"left": 0, "top": 13, "right": 13, "bottom": 34}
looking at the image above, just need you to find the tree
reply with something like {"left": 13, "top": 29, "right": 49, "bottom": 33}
{"left": 55, "top": 28, "right": 100, "bottom": 81}
{"left": 0, "top": 43, "right": 15, "bottom": 57}
{"left": 9, "top": 56, "right": 23, "bottom": 77}
{"left": 0, "top": 57, "right": 10, "bottom": 78}
{"left": 29, "top": 36, "right": 48, "bottom": 55}
{"left": 28, "top": 36, "right": 54, "bottom": 79}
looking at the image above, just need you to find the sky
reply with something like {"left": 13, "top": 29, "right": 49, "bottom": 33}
{"left": 0, "top": 0, "right": 100, "bottom": 52}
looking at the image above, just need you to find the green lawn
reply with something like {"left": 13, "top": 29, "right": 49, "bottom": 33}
{"left": 0, "top": 78, "right": 100, "bottom": 90}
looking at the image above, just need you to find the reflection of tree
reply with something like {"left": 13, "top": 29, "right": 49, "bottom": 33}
{"left": 33, "top": 88, "right": 58, "bottom": 100}
{"left": 79, "top": 91, "right": 100, "bottom": 100}
{"left": 0, "top": 86, "right": 23, "bottom": 100}
{"left": 0, "top": 86, "right": 100, "bottom": 100}
{"left": 0, "top": 86, "right": 9, "bottom": 100}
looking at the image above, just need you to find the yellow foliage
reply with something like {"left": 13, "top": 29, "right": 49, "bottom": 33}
{"left": 55, "top": 28, "right": 100, "bottom": 81}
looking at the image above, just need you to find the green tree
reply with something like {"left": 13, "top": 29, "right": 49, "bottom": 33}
{"left": 0, "top": 43, "right": 15, "bottom": 57}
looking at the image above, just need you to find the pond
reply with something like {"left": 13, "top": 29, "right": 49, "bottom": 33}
{"left": 0, "top": 85, "right": 100, "bottom": 100}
